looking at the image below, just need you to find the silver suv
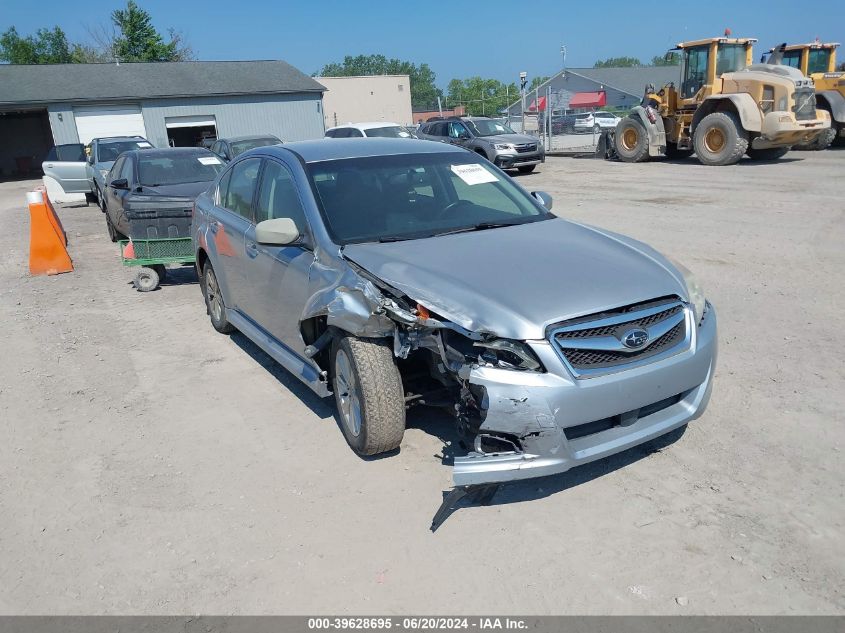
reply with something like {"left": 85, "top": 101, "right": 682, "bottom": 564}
{"left": 417, "top": 116, "right": 545, "bottom": 173}
{"left": 192, "top": 138, "right": 717, "bottom": 488}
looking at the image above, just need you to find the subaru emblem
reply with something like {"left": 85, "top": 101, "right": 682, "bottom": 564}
{"left": 622, "top": 328, "right": 649, "bottom": 349}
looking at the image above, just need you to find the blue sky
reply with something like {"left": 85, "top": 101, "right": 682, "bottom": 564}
{"left": 3, "top": 0, "right": 843, "bottom": 87}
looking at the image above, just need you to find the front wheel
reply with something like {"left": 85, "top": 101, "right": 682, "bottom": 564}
{"left": 332, "top": 336, "right": 405, "bottom": 456}
{"left": 615, "top": 117, "right": 649, "bottom": 162}
{"left": 746, "top": 147, "right": 790, "bottom": 161}
{"left": 202, "top": 262, "right": 234, "bottom": 333}
{"left": 693, "top": 112, "right": 748, "bottom": 166}
{"left": 105, "top": 213, "right": 125, "bottom": 242}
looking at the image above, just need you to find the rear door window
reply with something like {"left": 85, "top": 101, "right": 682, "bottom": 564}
{"left": 46, "top": 144, "right": 86, "bottom": 162}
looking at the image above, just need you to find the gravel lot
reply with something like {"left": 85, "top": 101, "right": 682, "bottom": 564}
{"left": 1, "top": 150, "right": 843, "bottom": 615}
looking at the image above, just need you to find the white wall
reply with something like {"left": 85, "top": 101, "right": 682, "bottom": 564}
{"left": 317, "top": 76, "right": 412, "bottom": 127}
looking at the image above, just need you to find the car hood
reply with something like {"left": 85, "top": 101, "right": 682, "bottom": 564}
{"left": 480, "top": 133, "right": 541, "bottom": 146}
{"left": 134, "top": 181, "right": 214, "bottom": 199}
{"left": 342, "top": 218, "right": 688, "bottom": 340}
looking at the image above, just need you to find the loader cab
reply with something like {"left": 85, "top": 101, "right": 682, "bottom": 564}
{"left": 676, "top": 38, "right": 755, "bottom": 103}
{"left": 773, "top": 43, "right": 839, "bottom": 76}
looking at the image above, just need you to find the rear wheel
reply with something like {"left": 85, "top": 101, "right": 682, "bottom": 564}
{"left": 133, "top": 267, "right": 160, "bottom": 292}
{"left": 202, "top": 262, "right": 234, "bottom": 333}
{"left": 746, "top": 147, "right": 790, "bottom": 161}
{"left": 331, "top": 335, "right": 405, "bottom": 456}
{"left": 517, "top": 165, "right": 536, "bottom": 174}
{"left": 615, "top": 117, "right": 649, "bottom": 162}
{"left": 693, "top": 112, "right": 748, "bottom": 166}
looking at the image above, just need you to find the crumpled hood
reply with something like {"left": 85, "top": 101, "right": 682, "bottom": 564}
{"left": 483, "top": 133, "right": 541, "bottom": 146}
{"left": 343, "top": 218, "right": 688, "bottom": 340}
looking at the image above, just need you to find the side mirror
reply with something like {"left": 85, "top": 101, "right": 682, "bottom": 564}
{"left": 532, "top": 191, "right": 553, "bottom": 210}
{"left": 87, "top": 155, "right": 95, "bottom": 165}
{"left": 256, "top": 217, "right": 299, "bottom": 246}
{"left": 110, "top": 178, "right": 129, "bottom": 189}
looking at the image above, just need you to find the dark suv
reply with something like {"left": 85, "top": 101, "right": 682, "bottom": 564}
{"left": 416, "top": 116, "right": 545, "bottom": 173}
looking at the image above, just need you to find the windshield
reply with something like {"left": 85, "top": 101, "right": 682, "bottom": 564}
{"left": 97, "top": 140, "right": 151, "bottom": 163}
{"left": 464, "top": 119, "right": 516, "bottom": 137}
{"left": 230, "top": 137, "right": 281, "bottom": 157}
{"left": 308, "top": 153, "right": 551, "bottom": 245}
{"left": 138, "top": 154, "right": 225, "bottom": 187}
{"left": 364, "top": 126, "right": 413, "bottom": 138}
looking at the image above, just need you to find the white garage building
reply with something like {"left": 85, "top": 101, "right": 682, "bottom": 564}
{"left": 0, "top": 60, "right": 326, "bottom": 178}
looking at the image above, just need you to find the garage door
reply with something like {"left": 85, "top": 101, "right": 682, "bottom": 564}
{"left": 74, "top": 105, "right": 147, "bottom": 144}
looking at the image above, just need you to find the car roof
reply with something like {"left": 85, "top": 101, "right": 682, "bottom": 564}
{"left": 326, "top": 122, "right": 403, "bottom": 132}
{"left": 250, "top": 138, "right": 467, "bottom": 163}
{"left": 125, "top": 147, "right": 215, "bottom": 159}
{"left": 219, "top": 135, "right": 281, "bottom": 143}
{"left": 93, "top": 136, "right": 146, "bottom": 143}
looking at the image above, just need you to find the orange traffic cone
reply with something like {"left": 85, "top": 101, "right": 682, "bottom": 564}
{"left": 28, "top": 190, "right": 73, "bottom": 276}
{"left": 123, "top": 239, "right": 135, "bottom": 259}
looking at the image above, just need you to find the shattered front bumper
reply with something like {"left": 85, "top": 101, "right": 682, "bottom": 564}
{"left": 453, "top": 306, "right": 717, "bottom": 486}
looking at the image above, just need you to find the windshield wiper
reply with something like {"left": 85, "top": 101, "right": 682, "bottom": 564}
{"left": 431, "top": 221, "right": 522, "bottom": 237}
{"left": 377, "top": 235, "right": 416, "bottom": 243}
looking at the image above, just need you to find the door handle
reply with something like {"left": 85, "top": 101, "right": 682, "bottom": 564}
{"left": 46, "top": 163, "right": 54, "bottom": 168}
{"left": 246, "top": 240, "right": 259, "bottom": 257}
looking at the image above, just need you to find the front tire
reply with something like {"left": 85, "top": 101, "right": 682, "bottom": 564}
{"left": 202, "top": 262, "right": 234, "bottom": 333}
{"left": 615, "top": 117, "right": 649, "bottom": 162}
{"left": 105, "top": 213, "right": 125, "bottom": 242}
{"left": 693, "top": 112, "right": 748, "bottom": 166}
{"left": 332, "top": 335, "right": 405, "bottom": 456}
{"left": 793, "top": 127, "right": 836, "bottom": 151}
{"left": 746, "top": 147, "right": 790, "bottom": 161}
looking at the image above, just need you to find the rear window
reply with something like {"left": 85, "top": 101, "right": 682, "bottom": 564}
{"left": 45, "top": 144, "right": 85, "bottom": 162}
{"left": 364, "top": 126, "right": 412, "bottom": 138}
{"left": 230, "top": 137, "right": 281, "bottom": 157}
{"left": 138, "top": 153, "right": 225, "bottom": 187}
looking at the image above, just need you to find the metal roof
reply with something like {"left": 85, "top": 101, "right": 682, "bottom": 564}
{"left": 0, "top": 60, "right": 325, "bottom": 106}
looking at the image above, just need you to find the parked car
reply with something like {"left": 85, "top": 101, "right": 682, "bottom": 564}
{"left": 551, "top": 113, "right": 578, "bottom": 135}
{"left": 325, "top": 122, "right": 415, "bottom": 138}
{"left": 103, "top": 147, "right": 224, "bottom": 242}
{"left": 192, "top": 138, "right": 717, "bottom": 487}
{"left": 574, "top": 111, "right": 621, "bottom": 133}
{"left": 42, "top": 143, "right": 91, "bottom": 198}
{"left": 86, "top": 136, "right": 153, "bottom": 210}
{"left": 210, "top": 135, "right": 283, "bottom": 162}
{"left": 416, "top": 116, "right": 545, "bottom": 173}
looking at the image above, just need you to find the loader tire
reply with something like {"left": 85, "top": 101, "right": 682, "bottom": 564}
{"left": 693, "top": 112, "right": 748, "bottom": 166}
{"left": 615, "top": 117, "right": 649, "bottom": 163}
{"left": 331, "top": 335, "right": 405, "bottom": 457}
{"left": 793, "top": 127, "right": 836, "bottom": 151}
{"left": 746, "top": 147, "right": 790, "bottom": 161}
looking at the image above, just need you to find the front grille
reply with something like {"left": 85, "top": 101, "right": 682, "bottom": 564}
{"left": 550, "top": 298, "right": 690, "bottom": 378}
{"left": 793, "top": 88, "right": 817, "bottom": 121}
{"left": 563, "top": 393, "right": 683, "bottom": 440}
{"left": 515, "top": 143, "right": 538, "bottom": 153}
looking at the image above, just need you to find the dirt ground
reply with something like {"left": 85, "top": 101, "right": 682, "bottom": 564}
{"left": 1, "top": 149, "right": 843, "bottom": 615}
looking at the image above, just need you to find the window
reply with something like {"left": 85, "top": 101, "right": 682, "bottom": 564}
{"left": 45, "top": 144, "right": 85, "bottom": 162}
{"left": 255, "top": 160, "right": 308, "bottom": 233}
{"left": 120, "top": 156, "right": 134, "bottom": 182}
{"left": 347, "top": 128, "right": 364, "bottom": 137}
{"left": 223, "top": 158, "right": 261, "bottom": 220}
{"left": 210, "top": 141, "right": 221, "bottom": 155}
{"left": 808, "top": 49, "right": 832, "bottom": 74}
{"left": 325, "top": 129, "right": 338, "bottom": 138}
{"left": 682, "top": 45, "right": 709, "bottom": 98}
{"left": 715, "top": 44, "right": 747, "bottom": 76}
{"left": 363, "top": 126, "right": 412, "bottom": 138}
{"left": 216, "top": 169, "right": 232, "bottom": 206}
{"left": 781, "top": 49, "right": 802, "bottom": 69}
{"left": 447, "top": 169, "right": 523, "bottom": 217}
{"left": 97, "top": 140, "right": 148, "bottom": 163}
{"left": 137, "top": 154, "right": 223, "bottom": 186}
{"left": 230, "top": 137, "right": 281, "bottom": 157}
{"left": 448, "top": 122, "right": 469, "bottom": 138}
{"left": 760, "top": 85, "right": 775, "bottom": 114}
{"left": 110, "top": 157, "right": 124, "bottom": 182}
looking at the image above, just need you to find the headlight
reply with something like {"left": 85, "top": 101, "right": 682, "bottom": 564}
{"left": 474, "top": 338, "right": 543, "bottom": 371}
{"left": 493, "top": 143, "right": 514, "bottom": 151}
{"left": 670, "top": 258, "right": 706, "bottom": 323}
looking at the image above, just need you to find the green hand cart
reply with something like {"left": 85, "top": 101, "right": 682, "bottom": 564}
{"left": 119, "top": 237, "right": 195, "bottom": 292}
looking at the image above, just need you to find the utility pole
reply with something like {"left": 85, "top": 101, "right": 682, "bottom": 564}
{"left": 519, "top": 71, "right": 527, "bottom": 132}
{"left": 560, "top": 44, "right": 567, "bottom": 70}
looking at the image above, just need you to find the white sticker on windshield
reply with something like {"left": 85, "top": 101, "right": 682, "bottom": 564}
{"left": 451, "top": 163, "right": 498, "bottom": 185}
{"left": 198, "top": 156, "right": 222, "bottom": 165}
{"left": 137, "top": 142, "right": 152, "bottom": 148}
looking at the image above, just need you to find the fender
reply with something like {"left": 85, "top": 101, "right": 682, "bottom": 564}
{"left": 629, "top": 105, "right": 666, "bottom": 156}
{"left": 816, "top": 90, "right": 845, "bottom": 123}
{"left": 692, "top": 94, "right": 763, "bottom": 133}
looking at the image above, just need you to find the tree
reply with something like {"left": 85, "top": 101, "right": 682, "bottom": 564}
{"left": 0, "top": 26, "right": 73, "bottom": 64}
{"left": 651, "top": 52, "right": 680, "bottom": 66}
{"left": 317, "top": 54, "right": 442, "bottom": 109}
{"left": 594, "top": 56, "right": 641, "bottom": 68}
{"left": 109, "top": 0, "right": 192, "bottom": 61}
{"left": 446, "top": 77, "right": 518, "bottom": 116}
{"left": 530, "top": 76, "right": 550, "bottom": 91}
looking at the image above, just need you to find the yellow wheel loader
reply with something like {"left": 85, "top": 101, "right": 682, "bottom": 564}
{"left": 767, "top": 42, "right": 844, "bottom": 149}
{"left": 614, "top": 36, "right": 831, "bottom": 166}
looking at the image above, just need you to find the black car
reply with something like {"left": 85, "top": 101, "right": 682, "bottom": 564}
{"left": 209, "top": 135, "right": 282, "bottom": 162}
{"left": 103, "top": 148, "right": 225, "bottom": 242}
